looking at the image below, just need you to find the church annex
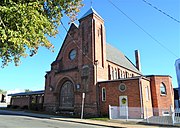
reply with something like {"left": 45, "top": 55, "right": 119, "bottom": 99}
{"left": 44, "top": 8, "right": 174, "bottom": 117}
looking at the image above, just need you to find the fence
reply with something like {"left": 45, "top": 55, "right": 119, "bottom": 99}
{"left": 0, "top": 103, "right": 7, "bottom": 108}
{"left": 174, "top": 108, "right": 180, "bottom": 124}
{"left": 109, "top": 105, "right": 180, "bottom": 125}
{"left": 109, "top": 106, "right": 143, "bottom": 120}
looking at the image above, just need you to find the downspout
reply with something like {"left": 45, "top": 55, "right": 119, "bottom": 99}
{"left": 139, "top": 76, "right": 144, "bottom": 118}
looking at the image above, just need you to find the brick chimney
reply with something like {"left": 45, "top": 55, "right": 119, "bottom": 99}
{"left": 135, "top": 50, "right": 141, "bottom": 71}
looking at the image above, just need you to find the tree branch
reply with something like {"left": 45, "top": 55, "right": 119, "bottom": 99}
{"left": 0, "top": 16, "right": 6, "bottom": 29}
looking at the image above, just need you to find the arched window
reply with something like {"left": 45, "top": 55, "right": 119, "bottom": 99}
{"left": 132, "top": 74, "right": 134, "bottom": 77}
{"left": 112, "top": 68, "right": 114, "bottom": 80}
{"left": 108, "top": 65, "right": 111, "bottom": 80}
{"left": 116, "top": 69, "right": 118, "bottom": 79}
{"left": 123, "top": 71, "right": 125, "bottom": 78}
{"left": 60, "top": 81, "right": 74, "bottom": 108}
{"left": 121, "top": 70, "right": 123, "bottom": 78}
{"left": 114, "top": 68, "right": 117, "bottom": 79}
{"left": 102, "top": 87, "right": 106, "bottom": 101}
{"left": 126, "top": 72, "right": 128, "bottom": 78}
{"left": 118, "top": 69, "right": 120, "bottom": 79}
{"left": 160, "top": 82, "right": 166, "bottom": 95}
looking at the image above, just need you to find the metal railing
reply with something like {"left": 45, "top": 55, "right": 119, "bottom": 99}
{"left": 109, "top": 105, "right": 180, "bottom": 125}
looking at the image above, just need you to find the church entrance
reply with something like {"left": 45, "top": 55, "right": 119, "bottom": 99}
{"left": 119, "top": 96, "right": 128, "bottom": 118}
{"left": 59, "top": 81, "right": 74, "bottom": 110}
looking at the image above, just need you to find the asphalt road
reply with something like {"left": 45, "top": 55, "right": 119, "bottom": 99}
{"left": 0, "top": 111, "right": 110, "bottom": 128}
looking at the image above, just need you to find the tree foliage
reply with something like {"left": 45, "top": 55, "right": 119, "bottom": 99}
{"left": 0, "top": 89, "right": 7, "bottom": 94}
{"left": 0, "top": 0, "right": 83, "bottom": 67}
{"left": 25, "top": 89, "right": 32, "bottom": 92}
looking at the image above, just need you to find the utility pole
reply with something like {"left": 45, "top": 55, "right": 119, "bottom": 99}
{"left": 175, "top": 59, "right": 180, "bottom": 101}
{"left": 81, "top": 93, "right": 85, "bottom": 119}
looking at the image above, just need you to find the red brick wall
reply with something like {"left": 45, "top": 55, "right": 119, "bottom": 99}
{"left": 11, "top": 95, "right": 44, "bottom": 109}
{"left": 43, "top": 10, "right": 174, "bottom": 118}
{"left": 99, "top": 78, "right": 141, "bottom": 116}
{"left": 44, "top": 11, "right": 144, "bottom": 116}
{"left": 11, "top": 97, "right": 29, "bottom": 107}
{"left": 148, "top": 75, "right": 174, "bottom": 110}
{"left": 44, "top": 14, "right": 103, "bottom": 116}
{"left": 99, "top": 77, "right": 153, "bottom": 118}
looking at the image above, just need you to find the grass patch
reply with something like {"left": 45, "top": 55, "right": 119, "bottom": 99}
{"left": 89, "top": 117, "right": 109, "bottom": 121}
{"left": 0, "top": 107, "right": 7, "bottom": 110}
{"left": 0, "top": 107, "right": 23, "bottom": 111}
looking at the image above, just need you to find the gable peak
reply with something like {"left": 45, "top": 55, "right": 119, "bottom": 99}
{"left": 79, "top": 7, "right": 103, "bottom": 20}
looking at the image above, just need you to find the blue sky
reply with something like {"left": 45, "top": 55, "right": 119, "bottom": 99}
{"left": 0, "top": 0, "right": 180, "bottom": 91}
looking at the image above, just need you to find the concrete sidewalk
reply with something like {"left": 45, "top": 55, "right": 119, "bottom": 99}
{"left": 0, "top": 103, "right": 7, "bottom": 108}
{"left": 0, "top": 110, "right": 174, "bottom": 128}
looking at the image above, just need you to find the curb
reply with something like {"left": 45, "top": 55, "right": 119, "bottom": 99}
{"left": 51, "top": 118, "right": 125, "bottom": 128}
{"left": 0, "top": 110, "right": 124, "bottom": 128}
{"left": 2, "top": 110, "right": 176, "bottom": 128}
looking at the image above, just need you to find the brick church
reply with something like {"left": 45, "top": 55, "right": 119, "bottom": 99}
{"left": 44, "top": 8, "right": 174, "bottom": 117}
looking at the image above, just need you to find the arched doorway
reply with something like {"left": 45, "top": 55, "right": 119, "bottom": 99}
{"left": 59, "top": 81, "right": 74, "bottom": 109}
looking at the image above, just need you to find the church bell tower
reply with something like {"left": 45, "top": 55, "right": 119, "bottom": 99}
{"left": 79, "top": 7, "right": 107, "bottom": 82}
{"left": 75, "top": 8, "right": 107, "bottom": 116}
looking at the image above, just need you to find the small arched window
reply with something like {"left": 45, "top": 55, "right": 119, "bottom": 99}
{"left": 126, "top": 72, "right": 128, "bottom": 78}
{"left": 160, "top": 82, "right": 166, "bottom": 95}
{"left": 118, "top": 69, "right": 120, "bottom": 79}
{"left": 121, "top": 70, "right": 123, "bottom": 78}
{"left": 102, "top": 87, "right": 106, "bottom": 101}
{"left": 123, "top": 71, "right": 126, "bottom": 78}
{"left": 112, "top": 68, "right": 114, "bottom": 80}
{"left": 114, "top": 68, "right": 117, "bottom": 79}
{"left": 108, "top": 65, "right": 111, "bottom": 80}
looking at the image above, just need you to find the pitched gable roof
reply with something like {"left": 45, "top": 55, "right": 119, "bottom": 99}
{"left": 79, "top": 7, "right": 103, "bottom": 20}
{"left": 106, "top": 43, "right": 142, "bottom": 74}
{"left": 55, "top": 23, "right": 78, "bottom": 61}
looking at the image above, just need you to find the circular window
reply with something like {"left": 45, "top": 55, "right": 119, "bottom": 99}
{"left": 119, "top": 83, "right": 126, "bottom": 92}
{"left": 69, "top": 49, "right": 76, "bottom": 60}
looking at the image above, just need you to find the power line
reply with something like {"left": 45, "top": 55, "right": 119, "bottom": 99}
{"left": 59, "top": 21, "right": 98, "bottom": 72}
{"left": 107, "top": 0, "right": 178, "bottom": 58}
{"left": 142, "top": 0, "right": 180, "bottom": 24}
{"left": 57, "top": 34, "right": 64, "bottom": 42}
{"left": 60, "top": 20, "right": 94, "bottom": 64}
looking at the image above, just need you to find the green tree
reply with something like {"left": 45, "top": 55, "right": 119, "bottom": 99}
{"left": 25, "top": 89, "right": 32, "bottom": 92}
{"left": 0, "top": 0, "right": 83, "bottom": 67}
{"left": 0, "top": 89, "right": 7, "bottom": 94}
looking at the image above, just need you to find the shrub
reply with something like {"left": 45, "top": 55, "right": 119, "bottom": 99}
{"left": 7, "top": 105, "right": 12, "bottom": 108}
{"left": 11, "top": 105, "right": 20, "bottom": 109}
{"left": 21, "top": 105, "right": 28, "bottom": 110}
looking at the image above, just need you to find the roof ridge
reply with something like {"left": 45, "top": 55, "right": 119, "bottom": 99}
{"left": 79, "top": 7, "right": 103, "bottom": 20}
